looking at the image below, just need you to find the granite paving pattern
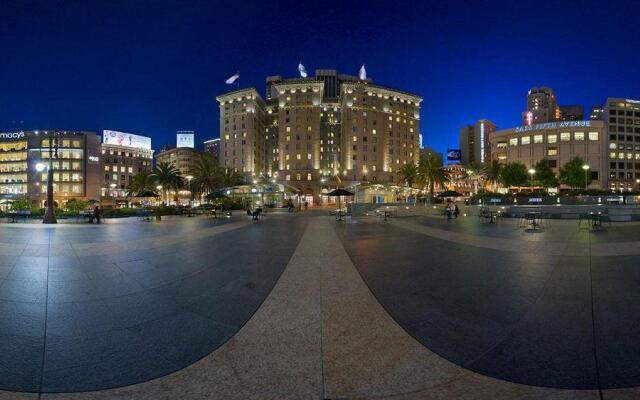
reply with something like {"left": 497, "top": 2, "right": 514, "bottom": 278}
{"left": 336, "top": 216, "right": 640, "bottom": 391}
{"left": 0, "top": 215, "right": 307, "bottom": 393}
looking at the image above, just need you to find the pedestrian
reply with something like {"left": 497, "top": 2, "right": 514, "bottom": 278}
{"left": 454, "top": 204, "right": 460, "bottom": 218}
{"left": 93, "top": 206, "right": 101, "bottom": 224}
{"left": 304, "top": 201, "right": 308, "bottom": 210}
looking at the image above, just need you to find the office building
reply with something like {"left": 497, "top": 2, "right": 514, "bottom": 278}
{"left": 217, "top": 69, "right": 422, "bottom": 205}
{"left": 559, "top": 105, "right": 584, "bottom": 121}
{"left": 522, "top": 87, "right": 559, "bottom": 125}
{"left": 204, "top": 138, "right": 220, "bottom": 159}
{"left": 459, "top": 119, "right": 496, "bottom": 165}
{"left": 601, "top": 98, "right": 640, "bottom": 191}
{"left": 0, "top": 130, "right": 101, "bottom": 208}
{"left": 100, "top": 130, "right": 154, "bottom": 205}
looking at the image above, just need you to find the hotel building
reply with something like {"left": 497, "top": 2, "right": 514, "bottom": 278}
{"left": 459, "top": 119, "right": 496, "bottom": 165}
{"left": 155, "top": 147, "right": 214, "bottom": 177}
{"left": 0, "top": 130, "right": 102, "bottom": 208}
{"left": 217, "top": 69, "right": 422, "bottom": 204}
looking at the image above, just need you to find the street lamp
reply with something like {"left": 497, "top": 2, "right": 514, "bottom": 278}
{"left": 185, "top": 175, "right": 193, "bottom": 208}
{"left": 582, "top": 164, "right": 590, "bottom": 189}
{"left": 528, "top": 168, "right": 536, "bottom": 192}
{"left": 43, "top": 133, "right": 59, "bottom": 224}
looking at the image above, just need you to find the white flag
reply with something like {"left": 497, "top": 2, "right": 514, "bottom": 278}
{"left": 298, "top": 63, "right": 308, "bottom": 78}
{"left": 225, "top": 73, "right": 239, "bottom": 84}
{"left": 359, "top": 64, "right": 367, "bottom": 80}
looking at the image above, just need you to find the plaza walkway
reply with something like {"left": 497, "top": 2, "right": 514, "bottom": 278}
{"left": 0, "top": 213, "right": 639, "bottom": 399}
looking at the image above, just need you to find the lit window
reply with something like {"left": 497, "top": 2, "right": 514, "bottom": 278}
{"left": 286, "top": 174, "right": 291, "bottom": 181}
{"left": 609, "top": 152, "right": 616, "bottom": 159}
{"left": 307, "top": 173, "right": 312, "bottom": 181}
{"left": 588, "top": 132, "right": 599, "bottom": 141}
{"left": 547, "top": 148, "right": 558, "bottom": 156}
{"left": 574, "top": 132, "right": 585, "bottom": 141}
{"left": 548, "top": 134, "right": 557, "bottom": 143}
{"left": 307, "top": 153, "right": 311, "bottom": 160}
{"left": 521, "top": 136, "right": 530, "bottom": 145}
{"left": 509, "top": 138, "right": 518, "bottom": 146}
{"left": 533, "top": 135, "right": 543, "bottom": 143}
{"left": 609, "top": 143, "right": 617, "bottom": 149}
{"left": 560, "top": 132, "right": 570, "bottom": 141}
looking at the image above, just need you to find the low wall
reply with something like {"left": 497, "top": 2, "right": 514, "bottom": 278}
{"left": 498, "top": 204, "right": 640, "bottom": 221}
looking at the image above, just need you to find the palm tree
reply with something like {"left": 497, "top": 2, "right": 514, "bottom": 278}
{"left": 465, "top": 161, "right": 486, "bottom": 194}
{"left": 418, "top": 152, "right": 449, "bottom": 202}
{"left": 152, "top": 161, "right": 184, "bottom": 205}
{"left": 485, "top": 160, "right": 503, "bottom": 192}
{"left": 218, "top": 167, "right": 245, "bottom": 188}
{"left": 126, "top": 170, "right": 157, "bottom": 197}
{"left": 190, "top": 157, "right": 220, "bottom": 200}
{"left": 397, "top": 163, "right": 419, "bottom": 188}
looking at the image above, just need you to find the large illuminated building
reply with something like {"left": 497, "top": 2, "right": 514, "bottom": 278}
{"left": 0, "top": 130, "right": 102, "bottom": 209}
{"left": 100, "top": 130, "right": 154, "bottom": 205}
{"left": 490, "top": 120, "right": 606, "bottom": 189}
{"left": 217, "top": 69, "right": 422, "bottom": 205}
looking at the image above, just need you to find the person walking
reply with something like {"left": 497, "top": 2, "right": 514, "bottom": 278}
{"left": 93, "top": 206, "right": 101, "bottom": 224}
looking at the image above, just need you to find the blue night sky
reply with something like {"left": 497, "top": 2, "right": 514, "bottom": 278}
{"left": 2, "top": 0, "right": 640, "bottom": 153}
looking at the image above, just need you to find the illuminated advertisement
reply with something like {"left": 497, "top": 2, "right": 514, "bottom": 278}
{"left": 446, "top": 149, "right": 461, "bottom": 161}
{"left": 177, "top": 132, "right": 195, "bottom": 148}
{"left": 103, "top": 130, "right": 151, "bottom": 150}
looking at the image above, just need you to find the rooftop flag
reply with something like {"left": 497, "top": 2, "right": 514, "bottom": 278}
{"left": 298, "top": 63, "right": 308, "bottom": 78}
{"left": 359, "top": 64, "right": 367, "bottom": 80}
{"left": 225, "top": 73, "right": 239, "bottom": 84}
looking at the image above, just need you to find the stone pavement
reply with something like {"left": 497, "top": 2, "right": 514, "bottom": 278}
{"left": 1, "top": 214, "right": 639, "bottom": 398}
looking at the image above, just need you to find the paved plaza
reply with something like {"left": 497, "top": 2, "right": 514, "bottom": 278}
{"left": 1, "top": 211, "right": 640, "bottom": 399}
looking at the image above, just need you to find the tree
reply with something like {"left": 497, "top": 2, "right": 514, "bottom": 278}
{"left": 500, "top": 162, "right": 528, "bottom": 189}
{"left": 190, "top": 156, "right": 220, "bottom": 198}
{"left": 397, "top": 163, "right": 419, "bottom": 188}
{"left": 152, "top": 162, "right": 184, "bottom": 205}
{"left": 11, "top": 195, "right": 33, "bottom": 211}
{"left": 559, "top": 156, "right": 592, "bottom": 190}
{"left": 485, "top": 160, "right": 503, "bottom": 192}
{"left": 127, "top": 170, "right": 157, "bottom": 197}
{"left": 64, "top": 198, "right": 89, "bottom": 214}
{"left": 418, "top": 152, "right": 449, "bottom": 201}
{"left": 465, "top": 161, "right": 486, "bottom": 194}
{"left": 218, "top": 168, "right": 245, "bottom": 188}
{"left": 533, "top": 159, "right": 558, "bottom": 189}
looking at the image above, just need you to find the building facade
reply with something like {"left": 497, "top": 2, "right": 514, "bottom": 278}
{"left": 100, "top": 130, "right": 154, "bottom": 205}
{"left": 155, "top": 147, "right": 213, "bottom": 177}
{"left": 203, "top": 138, "right": 220, "bottom": 160}
{"left": 459, "top": 119, "right": 496, "bottom": 165}
{"left": 217, "top": 69, "right": 422, "bottom": 205}
{"left": 490, "top": 120, "right": 605, "bottom": 189}
{"left": 599, "top": 98, "right": 640, "bottom": 191}
{"left": 0, "top": 130, "right": 102, "bottom": 208}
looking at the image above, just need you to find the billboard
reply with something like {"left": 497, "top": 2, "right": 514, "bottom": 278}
{"left": 446, "top": 149, "right": 461, "bottom": 161}
{"left": 177, "top": 131, "right": 195, "bottom": 148}
{"left": 103, "top": 130, "right": 151, "bottom": 150}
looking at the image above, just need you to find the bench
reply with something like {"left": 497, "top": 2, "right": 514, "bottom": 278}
{"left": 8, "top": 210, "right": 31, "bottom": 223}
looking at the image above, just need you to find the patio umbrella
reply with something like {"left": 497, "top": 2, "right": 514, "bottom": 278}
{"left": 437, "top": 190, "right": 463, "bottom": 198}
{"left": 206, "top": 190, "right": 231, "bottom": 201}
{"left": 327, "top": 188, "right": 354, "bottom": 221}
{"left": 136, "top": 190, "right": 159, "bottom": 198}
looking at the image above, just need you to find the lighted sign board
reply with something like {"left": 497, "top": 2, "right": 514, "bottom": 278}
{"left": 515, "top": 120, "right": 591, "bottom": 133}
{"left": 177, "top": 132, "right": 195, "bottom": 148}
{"left": 446, "top": 149, "right": 461, "bottom": 161}
{"left": 0, "top": 131, "right": 25, "bottom": 140}
{"left": 103, "top": 130, "right": 151, "bottom": 150}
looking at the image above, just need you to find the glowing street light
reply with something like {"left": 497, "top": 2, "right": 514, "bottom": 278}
{"left": 35, "top": 163, "right": 46, "bottom": 172}
{"left": 528, "top": 168, "right": 536, "bottom": 192}
{"left": 582, "top": 164, "right": 590, "bottom": 189}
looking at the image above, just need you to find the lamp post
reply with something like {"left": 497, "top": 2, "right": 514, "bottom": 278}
{"left": 43, "top": 133, "right": 59, "bottom": 224}
{"left": 185, "top": 175, "right": 193, "bottom": 208}
{"left": 582, "top": 164, "right": 590, "bottom": 190}
{"left": 528, "top": 168, "right": 536, "bottom": 193}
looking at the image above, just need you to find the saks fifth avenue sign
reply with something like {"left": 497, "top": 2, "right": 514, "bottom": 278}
{"left": 0, "top": 131, "right": 25, "bottom": 140}
{"left": 515, "top": 120, "right": 591, "bottom": 133}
